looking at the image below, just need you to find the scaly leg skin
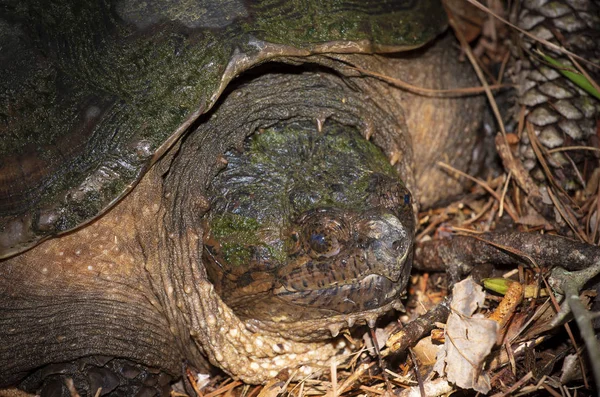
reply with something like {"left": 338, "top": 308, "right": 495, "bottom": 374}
{"left": 0, "top": 172, "right": 186, "bottom": 395}
{"left": 19, "top": 357, "right": 172, "bottom": 397}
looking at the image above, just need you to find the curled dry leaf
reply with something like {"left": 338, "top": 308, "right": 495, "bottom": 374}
{"left": 397, "top": 378, "right": 454, "bottom": 397}
{"left": 412, "top": 336, "right": 443, "bottom": 367}
{"left": 433, "top": 278, "right": 499, "bottom": 394}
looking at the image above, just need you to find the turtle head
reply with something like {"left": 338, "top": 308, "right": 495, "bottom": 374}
{"left": 202, "top": 121, "right": 414, "bottom": 339}
{"left": 273, "top": 206, "right": 413, "bottom": 312}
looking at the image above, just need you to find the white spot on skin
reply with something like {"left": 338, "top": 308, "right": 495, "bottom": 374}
{"left": 214, "top": 352, "right": 223, "bottom": 362}
{"left": 269, "top": 370, "right": 279, "bottom": 378}
{"left": 167, "top": 286, "right": 174, "bottom": 295}
{"left": 229, "top": 328, "right": 239, "bottom": 338}
{"left": 245, "top": 344, "right": 254, "bottom": 354}
{"left": 184, "top": 286, "right": 192, "bottom": 294}
{"left": 102, "top": 249, "right": 108, "bottom": 255}
{"left": 41, "top": 267, "right": 48, "bottom": 274}
{"left": 87, "top": 265, "right": 93, "bottom": 271}
{"left": 272, "top": 344, "right": 281, "bottom": 353}
{"left": 250, "top": 362, "right": 260, "bottom": 371}
{"left": 206, "top": 315, "right": 217, "bottom": 326}
{"left": 254, "top": 337, "right": 264, "bottom": 348}
{"left": 75, "top": 249, "right": 82, "bottom": 256}
{"left": 58, "top": 251, "right": 64, "bottom": 256}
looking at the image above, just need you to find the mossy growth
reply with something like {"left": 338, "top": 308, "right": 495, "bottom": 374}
{"left": 206, "top": 120, "right": 403, "bottom": 269}
{"left": 209, "top": 213, "right": 288, "bottom": 267}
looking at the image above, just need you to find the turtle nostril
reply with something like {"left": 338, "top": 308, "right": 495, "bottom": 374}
{"left": 392, "top": 240, "right": 402, "bottom": 251}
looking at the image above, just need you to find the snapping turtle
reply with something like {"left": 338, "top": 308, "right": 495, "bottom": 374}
{"left": 0, "top": 0, "right": 485, "bottom": 395}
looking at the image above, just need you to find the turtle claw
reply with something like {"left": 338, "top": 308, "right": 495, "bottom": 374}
{"left": 392, "top": 300, "right": 406, "bottom": 312}
{"left": 328, "top": 324, "right": 342, "bottom": 338}
{"left": 346, "top": 317, "right": 356, "bottom": 328}
{"left": 366, "top": 314, "right": 378, "bottom": 329}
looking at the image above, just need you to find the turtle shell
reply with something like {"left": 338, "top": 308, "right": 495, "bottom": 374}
{"left": 0, "top": 0, "right": 446, "bottom": 258}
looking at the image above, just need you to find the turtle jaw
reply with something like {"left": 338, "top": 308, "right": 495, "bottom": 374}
{"left": 271, "top": 273, "right": 406, "bottom": 317}
{"left": 214, "top": 208, "right": 413, "bottom": 341}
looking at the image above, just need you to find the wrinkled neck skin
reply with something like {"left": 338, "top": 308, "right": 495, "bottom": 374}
{"left": 155, "top": 57, "right": 416, "bottom": 383}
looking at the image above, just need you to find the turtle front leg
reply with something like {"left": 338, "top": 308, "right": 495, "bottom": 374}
{"left": 0, "top": 175, "right": 187, "bottom": 396}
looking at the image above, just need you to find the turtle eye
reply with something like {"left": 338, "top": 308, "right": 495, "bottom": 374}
{"left": 305, "top": 226, "right": 342, "bottom": 258}
{"left": 309, "top": 232, "right": 328, "bottom": 253}
{"left": 297, "top": 209, "right": 349, "bottom": 258}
